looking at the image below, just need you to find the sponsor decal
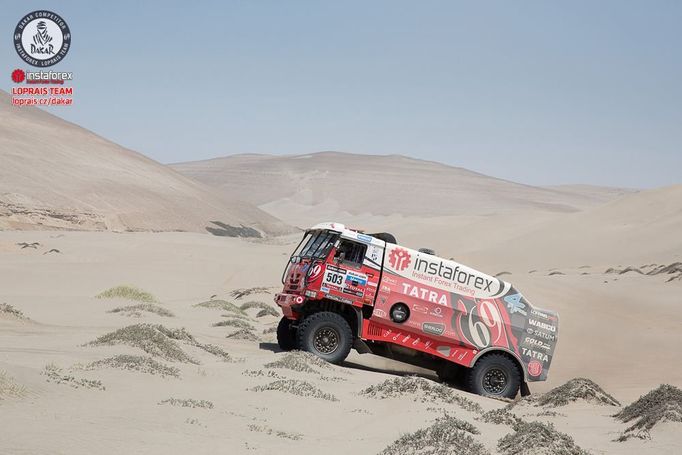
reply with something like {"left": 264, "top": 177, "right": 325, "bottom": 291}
{"left": 414, "top": 257, "right": 495, "bottom": 292}
{"left": 388, "top": 248, "right": 412, "bottom": 271}
{"left": 455, "top": 298, "right": 513, "bottom": 351}
{"left": 323, "top": 265, "right": 346, "bottom": 287}
{"left": 422, "top": 322, "right": 445, "bottom": 336}
{"left": 528, "top": 319, "right": 557, "bottom": 333}
{"left": 373, "top": 308, "right": 387, "bottom": 318}
{"left": 526, "top": 328, "right": 556, "bottom": 342}
{"left": 527, "top": 359, "right": 543, "bottom": 377}
{"left": 345, "top": 270, "right": 368, "bottom": 286}
{"left": 401, "top": 283, "right": 448, "bottom": 306}
{"left": 382, "top": 275, "right": 398, "bottom": 286}
{"left": 307, "top": 264, "right": 322, "bottom": 282}
{"left": 523, "top": 336, "right": 551, "bottom": 351}
{"left": 504, "top": 293, "right": 527, "bottom": 316}
{"left": 326, "top": 294, "right": 353, "bottom": 305}
{"left": 412, "top": 303, "right": 429, "bottom": 314}
{"left": 521, "top": 347, "right": 549, "bottom": 362}
{"left": 429, "top": 307, "right": 443, "bottom": 318}
{"left": 357, "top": 234, "right": 373, "bottom": 243}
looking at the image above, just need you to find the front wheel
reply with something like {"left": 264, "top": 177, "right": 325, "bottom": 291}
{"left": 276, "top": 317, "right": 298, "bottom": 351}
{"left": 297, "top": 312, "right": 352, "bottom": 364}
{"left": 466, "top": 353, "right": 521, "bottom": 399}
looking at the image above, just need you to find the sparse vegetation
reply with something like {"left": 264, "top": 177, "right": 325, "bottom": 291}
{"left": 239, "top": 301, "right": 274, "bottom": 312}
{"left": 242, "top": 369, "right": 285, "bottom": 379}
{"left": 42, "top": 363, "right": 105, "bottom": 390}
{"left": 194, "top": 299, "right": 244, "bottom": 314}
{"left": 0, "top": 370, "right": 26, "bottom": 399}
{"left": 0, "top": 303, "right": 28, "bottom": 320}
{"left": 81, "top": 355, "right": 180, "bottom": 378}
{"left": 614, "top": 384, "right": 682, "bottom": 441}
{"left": 264, "top": 351, "right": 332, "bottom": 374}
{"left": 250, "top": 379, "right": 338, "bottom": 401}
{"left": 230, "top": 287, "right": 270, "bottom": 300}
{"left": 380, "top": 413, "right": 488, "bottom": 455}
{"left": 248, "top": 424, "right": 303, "bottom": 440}
{"left": 159, "top": 397, "right": 214, "bottom": 409}
{"left": 262, "top": 325, "right": 277, "bottom": 334}
{"left": 87, "top": 323, "right": 236, "bottom": 363}
{"left": 96, "top": 285, "right": 158, "bottom": 303}
{"left": 360, "top": 376, "right": 483, "bottom": 413}
{"left": 226, "top": 328, "right": 259, "bottom": 341}
{"left": 108, "top": 303, "right": 174, "bottom": 317}
{"left": 498, "top": 421, "right": 588, "bottom": 455}
{"left": 256, "top": 307, "right": 279, "bottom": 318}
{"left": 538, "top": 377, "right": 620, "bottom": 407}
{"left": 212, "top": 318, "right": 254, "bottom": 330}
{"left": 87, "top": 324, "right": 197, "bottom": 363}
{"left": 548, "top": 271, "right": 565, "bottom": 276}
{"left": 478, "top": 407, "right": 523, "bottom": 426}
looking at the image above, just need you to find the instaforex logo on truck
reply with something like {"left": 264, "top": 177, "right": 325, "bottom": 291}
{"left": 386, "top": 245, "right": 508, "bottom": 299}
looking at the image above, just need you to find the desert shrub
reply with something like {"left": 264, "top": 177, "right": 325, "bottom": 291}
{"left": 96, "top": 285, "right": 157, "bottom": 303}
{"left": 159, "top": 397, "right": 213, "bottom": 409}
{"left": 230, "top": 287, "right": 270, "bottom": 299}
{"left": 0, "top": 303, "right": 27, "bottom": 320}
{"left": 264, "top": 351, "right": 332, "bottom": 374}
{"left": 0, "top": 370, "right": 26, "bottom": 398}
{"left": 108, "top": 303, "right": 174, "bottom": 317}
{"left": 250, "top": 379, "right": 338, "bottom": 401}
{"left": 42, "top": 364, "right": 105, "bottom": 391}
{"left": 82, "top": 355, "right": 180, "bottom": 378}
{"left": 248, "top": 424, "right": 302, "bottom": 440}
{"left": 256, "top": 307, "right": 279, "bottom": 318}
{"left": 194, "top": 299, "right": 244, "bottom": 314}
{"left": 538, "top": 378, "right": 620, "bottom": 407}
{"left": 226, "top": 328, "right": 259, "bottom": 342}
{"left": 614, "top": 384, "right": 682, "bottom": 440}
{"left": 381, "top": 413, "right": 488, "bottom": 455}
{"left": 212, "top": 319, "right": 254, "bottom": 330}
{"left": 478, "top": 407, "right": 523, "bottom": 426}
{"left": 498, "top": 421, "right": 588, "bottom": 455}
{"left": 360, "top": 376, "right": 482, "bottom": 413}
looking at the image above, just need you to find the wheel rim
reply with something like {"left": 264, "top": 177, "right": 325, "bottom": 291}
{"left": 313, "top": 326, "right": 340, "bottom": 354}
{"left": 482, "top": 367, "right": 508, "bottom": 394}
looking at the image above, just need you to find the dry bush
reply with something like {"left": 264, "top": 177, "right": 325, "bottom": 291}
{"left": 159, "top": 397, "right": 214, "bottom": 409}
{"left": 82, "top": 355, "right": 180, "bottom": 378}
{"left": 538, "top": 377, "right": 620, "bottom": 407}
{"left": 381, "top": 413, "right": 488, "bottom": 455}
{"left": 230, "top": 287, "right": 270, "bottom": 299}
{"left": 250, "top": 379, "right": 338, "bottom": 401}
{"left": 248, "top": 424, "right": 303, "bottom": 440}
{"left": 194, "top": 299, "right": 244, "bottom": 315}
{"left": 498, "top": 421, "right": 588, "bottom": 455}
{"left": 0, "top": 370, "right": 27, "bottom": 399}
{"left": 360, "top": 376, "right": 482, "bottom": 413}
{"left": 478, "top": 407, "right": 523, "bottom": 426}
{"left": 42, "top": 363, "right": 105, "bottom": 391}
{"left": 264, "top": 351, "right": 332, "bottom": 374}
{"left": 96, "top": 285, "right": 158, "bottom": 303}
{"left": 256, "top": 307, "right": 280, "bottom": 318}
{"left": 614, "top": 384, "right": 682, "bottom": 441}
{"left": 225, "top": 328, "right": 260, "bottom": 342}
{"left": 212, "top": 318, "right": 254, "bottom": 330}
{"left": 108, "top": 303, "right": 174, "bottom": 318}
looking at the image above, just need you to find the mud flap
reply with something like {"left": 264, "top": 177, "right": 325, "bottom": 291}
{"left": 520, "top": 381, "right": 531, "bottom": 397}
{"left": 353, "top": 338, "right": 372, "bottom": 354}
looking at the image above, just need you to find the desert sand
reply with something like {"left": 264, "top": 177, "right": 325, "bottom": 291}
{"left": 1, "top": 96, "right": 681, "bottom": 453}
{"left": 1, "top": 226, "right": 680, "bottom": 454}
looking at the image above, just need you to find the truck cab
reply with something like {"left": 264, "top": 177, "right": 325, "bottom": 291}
{"left": 275, "top": 222, "right": 559, "bottom": 399}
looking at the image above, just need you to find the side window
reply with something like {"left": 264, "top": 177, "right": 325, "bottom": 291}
{"left": 335, "top": 240, "right": 367, "bottom": 267}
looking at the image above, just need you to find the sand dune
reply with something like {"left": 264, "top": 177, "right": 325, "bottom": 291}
{"left": 0, "top": 91, "right": 290, "bottom": 236}
{"left": 171, "top": 152, "right": 633, "bottom": 227}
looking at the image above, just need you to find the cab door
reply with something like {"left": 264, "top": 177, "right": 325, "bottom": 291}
{"left": 320, "top": 237, "right": 382, "bottom": 307}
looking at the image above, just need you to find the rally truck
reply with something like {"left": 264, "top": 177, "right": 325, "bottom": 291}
{"left": 275, "top": 222, "right": 559, "bottom": 399}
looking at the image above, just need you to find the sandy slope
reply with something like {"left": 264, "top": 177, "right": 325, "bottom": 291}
{"left": 0, "top": 91, "right": 290, "bottom": 236}
{"left": 1, "top": 231, "right": 680, "bottom": 454}
{"left": 170, "top": 152, "right": 634, "bottom": 227}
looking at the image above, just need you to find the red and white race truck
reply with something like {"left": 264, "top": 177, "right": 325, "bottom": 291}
{"left": 275, "top": 222, "right": 559, "bottom": 399}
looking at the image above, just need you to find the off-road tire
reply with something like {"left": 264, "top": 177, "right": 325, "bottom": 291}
{"left": 297, "top": 311, "right": 352, "bottom": 364}
{"left": 466, "top": 353, "right": 521, "bottom": 399}
{"left": 276, "top": 317, "right": 298, "bottom": 351}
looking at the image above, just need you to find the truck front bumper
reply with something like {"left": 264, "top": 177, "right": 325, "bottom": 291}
{"left": 274, "top": 292, "right": 306, "bottom": 318}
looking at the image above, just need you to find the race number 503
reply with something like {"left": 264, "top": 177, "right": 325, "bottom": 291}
{"left": 324, "top": 269, "right": 345, "bottom": 286}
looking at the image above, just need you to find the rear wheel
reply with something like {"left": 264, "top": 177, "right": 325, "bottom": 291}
{"left": 276, "top": 317, "right": 298, "bottom": 351}
{"left": 297, "top": 312, "right": 352, "bottom": 364}
{"left": 466, "top": 353, "right": 521, "bottom": 399}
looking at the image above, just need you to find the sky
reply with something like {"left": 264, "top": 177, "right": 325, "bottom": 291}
{"left": 2, "top": 1, "right": 681, "bottom": 188}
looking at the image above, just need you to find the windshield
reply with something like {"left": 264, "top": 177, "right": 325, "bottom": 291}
{"left": 297, "top": 230, "right": 339, "bottom": 259}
